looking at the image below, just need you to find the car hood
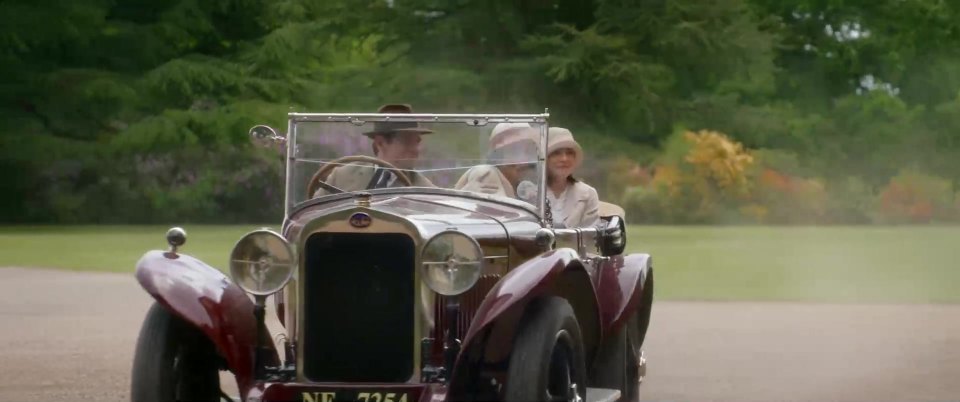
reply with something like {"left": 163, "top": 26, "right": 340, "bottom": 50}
{"left": 283, "top": 191, "right": 541, "bottom": 243}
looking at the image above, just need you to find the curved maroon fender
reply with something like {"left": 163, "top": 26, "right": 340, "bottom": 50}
{"left": 448, "top": 248, "right": 598, "bottom": 399}
{"left": 595, "top": 253, "right": 653, "bottom": 334}
{"left": 135, "top": 250, "right": 279, "bottom": 396}
{"left": 460, "top": 248, "right": 584, "bottom": 349}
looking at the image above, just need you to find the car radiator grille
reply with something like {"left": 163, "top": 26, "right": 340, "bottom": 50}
{"left": 302, "top": 232, "right": 416, "bottom": 382}
{"left": 430, "top": 274, "right": 501, "bottom": 362}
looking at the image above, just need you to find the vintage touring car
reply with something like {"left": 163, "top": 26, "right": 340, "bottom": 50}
{"left": 130, "top": 108, "right": 654, "bottom": 402}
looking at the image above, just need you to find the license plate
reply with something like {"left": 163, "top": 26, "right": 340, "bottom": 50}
{"left": 301, "top": 391, "right": 412, "bottom": 402}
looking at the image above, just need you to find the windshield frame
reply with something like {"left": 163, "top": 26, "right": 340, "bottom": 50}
{"left": 284, "top": 111, "right": 551, "bottom": 224}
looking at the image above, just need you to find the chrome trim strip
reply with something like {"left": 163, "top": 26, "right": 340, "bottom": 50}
{"left": 285, "top": 118, "right": 295, "bottom": 218}
{"left": 288, "top": 113, "right": 549, "bottom": 123}
{"left": 539, "top": 117, "right": 549, "bottom": 227}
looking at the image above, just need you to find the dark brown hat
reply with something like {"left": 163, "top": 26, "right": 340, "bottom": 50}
{"left": 363, "top": 104, "right": 434, "bottom": 137}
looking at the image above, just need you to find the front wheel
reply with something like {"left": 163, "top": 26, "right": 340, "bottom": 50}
{"left": 504, "top": 297, "right": 587, "bottom": 402}
{"left": 130, "top": 302, "right": 222, "bottom": 402}
{"left": 591, "top": 313, "right": 644, "bottom": 401}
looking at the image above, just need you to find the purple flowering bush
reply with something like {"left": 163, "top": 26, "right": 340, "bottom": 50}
{"left": 36, "top": 146, "right": 283, "bottom": 224}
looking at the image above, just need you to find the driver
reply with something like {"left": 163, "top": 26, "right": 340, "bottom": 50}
{"left": 454, "top": 122, "right": 538, "bottom": 200}
{"left": 315, "top": 104, "right": 435, "bottom": 196}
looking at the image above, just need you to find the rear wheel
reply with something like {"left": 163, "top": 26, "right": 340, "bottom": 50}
{"left": 130, "top": 302, "right": 222, "bottom": 402}
{"left": 504, "top": 297, "right": 587, "bottom": 402}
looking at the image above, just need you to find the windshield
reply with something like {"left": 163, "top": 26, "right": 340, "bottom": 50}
{"left": 286, "top": 115, "right": 547, "bottom": 214}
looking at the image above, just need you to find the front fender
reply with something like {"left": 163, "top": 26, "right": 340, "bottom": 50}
{"left": 134, "top": 250, "right": 279, "bottom": 394}
{"left": 596, "top": 253, "right": 653, "bottom": 340}
{"left": 449, "top": 248, "right": 599, "bottom": 398}
{"left": 461, "top": 248, "right": 578, "bottom": 348}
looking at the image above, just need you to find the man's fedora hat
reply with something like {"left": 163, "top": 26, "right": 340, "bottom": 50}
{"left": 363, "top": 104, "right": 434, "bottom": 137}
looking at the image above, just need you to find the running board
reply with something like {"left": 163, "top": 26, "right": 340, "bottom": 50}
{"left": 586, "top": 387, "right": 622, "bottom": 402}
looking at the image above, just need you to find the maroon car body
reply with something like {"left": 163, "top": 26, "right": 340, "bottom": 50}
{"left": 131, "top": 112, "right": 653, "bottom": 402}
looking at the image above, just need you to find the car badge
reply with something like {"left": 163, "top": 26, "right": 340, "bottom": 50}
{"left": 349, "top": 212, "right": 372, "bottom": 228}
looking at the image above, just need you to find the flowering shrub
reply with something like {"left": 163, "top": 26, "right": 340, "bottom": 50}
{"left": 599, "top": 155, "right": 651, "bottom": 202}
{"left": 620, "top": 129, "right": 889, "bottom": 225}
{"left": 623, "top": 129, "right": 755, "bottom": 223}
{"left": 876, "top": 169, "right": 956, "bottom": 223}
{"left": 683, "top": 130, "right": 754, "bottom": 196}
{"left": 37, "top": 146, "right": 283, "bottom": 223}
{"left": 623, "top": 165, "right": 716, "bottom": 223}
{"left": 745, "top": 167, "right": 828, "bottom": 224}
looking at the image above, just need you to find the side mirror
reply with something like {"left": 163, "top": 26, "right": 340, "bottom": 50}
{"left": 598, "top": 215, "right": 626, "bottom": 256}
{"left": 249, "top": 125, "right": 286, "bottom": 150}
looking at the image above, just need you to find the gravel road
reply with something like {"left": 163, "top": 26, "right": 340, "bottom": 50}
{"left": 1, "top": 267, "right": 957, "bottom": 402}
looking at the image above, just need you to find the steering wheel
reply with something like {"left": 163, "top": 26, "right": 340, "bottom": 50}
{"left": 307, "top": 155, "right": 415, "bottom": 197}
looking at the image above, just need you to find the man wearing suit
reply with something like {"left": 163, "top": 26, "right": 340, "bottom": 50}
{"left": 315, "top": 104, "right": 435, "bottom": 196}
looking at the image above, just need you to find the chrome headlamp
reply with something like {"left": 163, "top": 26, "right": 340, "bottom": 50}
{"left": 420, "top": 230, "right": 483, "bottom": 296}
{"left": 229, "top": 229, "right": 295, "bottom": 296}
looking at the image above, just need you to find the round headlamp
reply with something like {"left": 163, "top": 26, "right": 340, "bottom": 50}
{"left": 420, "top": 231, "right": 483, "bottom": 296}
{"left": 229, "top": 229, "right": 295, "bottom": 296}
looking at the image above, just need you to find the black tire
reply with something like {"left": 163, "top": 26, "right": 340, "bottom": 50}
{"left": 130, "top": 302, "right": 221, "bottom": 402}
{"left": 591, "top": 313, "right": 643, "bottom": 402}
{"left": 504, "top": 297, "right": 587, "bottom": 402}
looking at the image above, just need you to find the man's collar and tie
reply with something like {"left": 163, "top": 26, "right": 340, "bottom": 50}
{"left": 367, "top": 167, "right": 398, "bottom": 189}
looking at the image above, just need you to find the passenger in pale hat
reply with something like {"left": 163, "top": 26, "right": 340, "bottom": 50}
{"left": 488, "top": 122, "right": 532, "bottom": 151}
{"left": 454, "top": 122, "right": 538, "bottom": 199}
{"left": 546, "top": 127, "right": 599, "bottom": 228}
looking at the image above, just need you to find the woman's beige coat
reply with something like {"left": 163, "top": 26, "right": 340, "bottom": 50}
{"left": 550, "top": 181, "right": 600, "bottom": 228}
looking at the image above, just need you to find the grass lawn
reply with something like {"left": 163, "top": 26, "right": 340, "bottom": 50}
{"left": 1, "top": 224, "right": 957, "bottom": 303}
{"left": 0, "top": 225, "right": 273, "bottom": 272}
{"left": 631, "top": 225, "right": 960, "bottom": 303}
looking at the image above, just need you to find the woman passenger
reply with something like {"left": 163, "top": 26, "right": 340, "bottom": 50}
{"left": 546, "top": 127, "right": 600, "bottom": 228}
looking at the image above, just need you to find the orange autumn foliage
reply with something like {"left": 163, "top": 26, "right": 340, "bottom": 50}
{"left": 751, "top": 168, "right": 828, "bottom": 223}
{"left": 683, "top": 130, "right": 754, "bottom": 195}
{"left": 876, "top": 170, "right": 954, "bottom": 223}
{"left": 758, "top": 169, "right": 790, "bottom": 192}
{"left": 622, "top": 128, "right": 958, "bottom": 224}
{"left": 649, "top": 165, "right": 681, "bottom": 197}
{"left": 624, "top": 130, "right": 756, "bottom": 222}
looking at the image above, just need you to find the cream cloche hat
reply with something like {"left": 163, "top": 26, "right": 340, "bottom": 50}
{"left": 547, "top": 127, "right": 583, "bottom": 167}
